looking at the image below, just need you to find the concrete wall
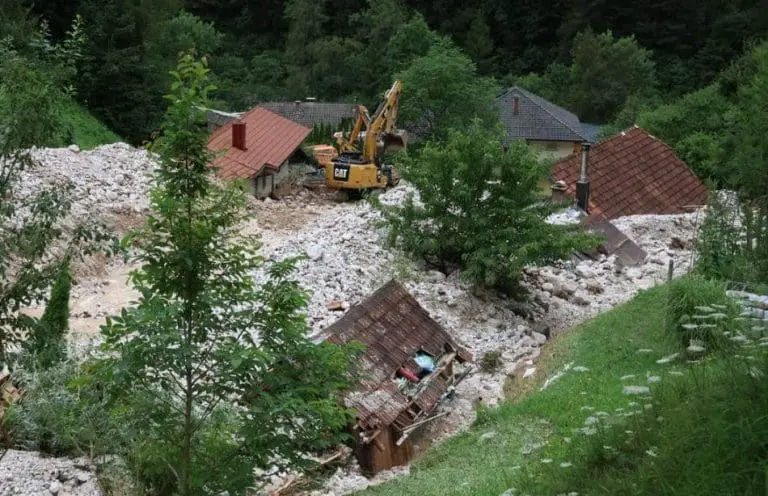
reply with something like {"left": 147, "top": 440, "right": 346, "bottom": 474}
{"left": 528, "top": 140, "right": 579, "bottom": 160}
{"left": 252, "top": 161, "right": 313, "bottom": 199}
{"left": 728, "top": 290, "right": 768, "bottom": 339}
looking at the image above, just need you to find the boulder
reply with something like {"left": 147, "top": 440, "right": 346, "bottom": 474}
{"left": 306, "top": 245, "right": 324, "bottom": 261}
{"left": 553, "top": 281, "right": 577, "bottom": 299}
{"left": 585, "top": 279, "right": 603, "bottom": 294}
{"left": 574, "top": 265, "right": 596, "bottom": 279}
{"left": 572, "top": 295, "right": 590, "bottom": 306}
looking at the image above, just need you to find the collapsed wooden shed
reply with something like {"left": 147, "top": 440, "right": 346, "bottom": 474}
{"left": 322, "top": 280, "right": 472, "bottom": 475}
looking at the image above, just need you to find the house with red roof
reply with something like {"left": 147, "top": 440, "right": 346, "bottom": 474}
{"left": 207, "top": 107, "right": 311, "bottom": 199}
{"left": 550, "top": 126, "right": 709, "bottom": 220}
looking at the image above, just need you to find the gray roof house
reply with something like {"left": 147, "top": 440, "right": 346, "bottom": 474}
{"left": 497, "top": 86, "right": 602, "bottom": 158}
{"left": 259, "top": 101, "right": 357, "bottom": 129}
{"left": 204, "top": 101, "right": 357, "bottom": 133}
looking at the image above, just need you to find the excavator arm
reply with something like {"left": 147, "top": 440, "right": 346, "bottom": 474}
{"left": 335, "top": 105, "right": 370, "bottom": 153}
{"left": 363, "top": 80, "right": 406, "bottom": 163}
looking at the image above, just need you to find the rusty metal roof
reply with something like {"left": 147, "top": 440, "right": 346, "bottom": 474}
{"left": 207, "top": 107, "right": 311, "bottom": 180}
{"left": 323, "top": 280, "right": 472, "bottom": 431}
{"left": 574, "top": 216, "right": 648, "bottom": 267}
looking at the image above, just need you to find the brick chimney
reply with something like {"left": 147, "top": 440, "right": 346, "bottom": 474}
{"left": 513, "top": 96, "right": 520, "bottom": 115}
{"left": 576, "top": 143, "right": 590, "bottom": 213}
{"left": 232, "top": 121, "right": 247, "bottom": 151}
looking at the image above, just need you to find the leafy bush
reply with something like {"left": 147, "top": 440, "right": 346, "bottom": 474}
{"left": 693, "top": 190, "right": 768, "bottom": 285}
{"left": 694, "top": 192, "right": 745, "bottom": 281}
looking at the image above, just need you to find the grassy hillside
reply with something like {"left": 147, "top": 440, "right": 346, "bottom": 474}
{"left": 361, "top": 282, "right": 768, "bottom": 495}
{"left": 59, "top": 98, "right": 121, "bottom": 150}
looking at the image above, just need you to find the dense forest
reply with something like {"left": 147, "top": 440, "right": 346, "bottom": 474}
{"left": 3, "top": 0, "right": 767, "bottom": 144}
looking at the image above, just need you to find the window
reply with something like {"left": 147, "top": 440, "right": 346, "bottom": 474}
{"left": 545, "top": 142, "right": 559, "bottom": 151}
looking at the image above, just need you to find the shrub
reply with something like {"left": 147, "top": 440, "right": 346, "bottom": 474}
{"left": 480, "top": 351, "right": 502, "bottom": 373}
{"left": 5, "top": 360, "right": 125, "bottom": 457}
{"left": 22, "top": 257, "right": 71, "bottom": 370}
{"left": 665, "top": 275, "right": 739, "bottom": 351}
{"left": 378, "top": 120, "right": 597, "bottom": 293}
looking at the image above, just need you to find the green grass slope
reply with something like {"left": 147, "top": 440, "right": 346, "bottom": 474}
{"left": 361, "top": 282, "right": 768, "bottom": 496}
{"left": 59, "top": 98, "right": 121, "bottom": 150}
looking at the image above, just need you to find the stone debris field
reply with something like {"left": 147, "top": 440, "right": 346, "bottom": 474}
{"left": 9, "top": 144, "right": 704, "bottom": 495}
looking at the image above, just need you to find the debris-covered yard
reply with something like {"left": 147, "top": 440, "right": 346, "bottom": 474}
{"left": 16, "top": 144, "right": 703, "bottom": 495}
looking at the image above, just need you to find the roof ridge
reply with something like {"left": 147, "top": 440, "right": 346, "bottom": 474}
{"left": 509, "top": 86, "right": 587, "bottom": 141}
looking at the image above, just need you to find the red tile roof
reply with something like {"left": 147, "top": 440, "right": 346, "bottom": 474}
{"left": 207, "top": 107, "right": 311, "bottom": 180}
{"left": 551, "top": 126, "right": 709, "bottom": 219}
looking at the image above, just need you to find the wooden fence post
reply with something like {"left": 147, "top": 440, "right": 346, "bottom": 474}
{"left": 667, "top": 259, "right": 674, "bottom": 282}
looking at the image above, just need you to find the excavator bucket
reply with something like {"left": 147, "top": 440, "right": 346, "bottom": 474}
{"left": 380, "top": 130, "right": 408, "bottom": 155}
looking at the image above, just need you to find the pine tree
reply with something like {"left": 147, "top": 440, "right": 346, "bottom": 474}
{"left": 24, "top": 258, "right": 71, "bottom": 369}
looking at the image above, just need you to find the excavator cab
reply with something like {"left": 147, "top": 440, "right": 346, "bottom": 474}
{"left": 323, "top": 80, "right": 406, "bottom": 193}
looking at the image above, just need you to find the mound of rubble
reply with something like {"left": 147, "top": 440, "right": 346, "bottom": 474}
{"left": 21, "top": 144, "right": 154, "bottom": 221}
{"left": 10, "top": 144, "right": 705, "bottom": 496}
{"left": 0, "top": 450, "right": 100, "bottom": 496}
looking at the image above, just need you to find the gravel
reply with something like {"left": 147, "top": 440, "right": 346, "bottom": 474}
{"left": 21, "top": 143, "right": 154, "bottom": 222}
{"left": 0, "top": 450, "right": 100, "bottom": 496}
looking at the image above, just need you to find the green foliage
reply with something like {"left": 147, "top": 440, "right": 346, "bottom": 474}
{"left": 23, "top": 258, "right": 72, "bottom": 369}
{"left": 6, "top": 360, "right": 125, "bottom": 458}
{"left": 396, "top": 40, "right": 499, "bottom": 140}
{"left": 379, "top": 120, "right": 597, "bottom": 293}
{"left": 693, "top": 192, "right": 745, "bottom": 281}
{"left": 479, "top": 350, "right": 502, "bottom": 373}
{"left": 732, "top": 44, "right": 768, "bottom": 203}
{"left": 569, "top": 29, "right": 657, "bottom": 123}
{"left": 58, "top": 98, "right": 121, "bottom": 149}
{"left": 306, "top": 122, "right": 336, "bottom": 146}
{"left": 96, "top": 54, "right": 357, "bottom": 495}
{"left": 384, "top": 13, "right": 440, "bottom": 74}
{"left": 508, "top": 62, "right": 572, "bottom": 104}
{"left": 0, "top": 17, "right": 115, "bottom": 368}
{"left": 664, "top": 275, "right": 738, "bottom": 350}
{"left": 637, "top": 84, "right": 735, "bottom": 185}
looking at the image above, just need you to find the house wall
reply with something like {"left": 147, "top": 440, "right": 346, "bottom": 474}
{"left": 252, "top": 172, "right": 274, "bottom": 199}
{"left": 528, "top": 140, "right": 580, "bottom": 159}
{"left": 355, "top": 425, "right": 414, "bottom": 476}
{"left": 251, "top": 162, "right": 292, "bottom": 199}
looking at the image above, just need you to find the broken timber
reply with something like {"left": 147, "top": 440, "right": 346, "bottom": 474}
{"left": 320, "top": 280, "right": 473, "bottom": 475}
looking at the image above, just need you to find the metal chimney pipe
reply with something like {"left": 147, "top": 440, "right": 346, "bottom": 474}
{"left": 576, "top": 143, "right": 590, "bottom": 213}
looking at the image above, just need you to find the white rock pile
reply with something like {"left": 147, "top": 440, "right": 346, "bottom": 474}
{"left": 20, "top": 144, "right": 155, "bottom": 221}
{"left": 0, "top": 450, "right": 100, "bottom": 496}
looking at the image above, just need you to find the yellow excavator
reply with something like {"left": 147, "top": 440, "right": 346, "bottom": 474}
{"left": 318, "top": 81, "right": 407, "bottom": 193}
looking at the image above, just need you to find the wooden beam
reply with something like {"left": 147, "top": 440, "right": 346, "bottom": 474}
{"left": 395, "top": 411, "right": 451, "bottom": 446}
{"left": 360, "top": 429, "right": 382, "bottom": 444}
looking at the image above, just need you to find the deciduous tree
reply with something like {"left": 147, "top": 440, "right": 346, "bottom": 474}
{"left": 97, "top": 54, "right": 357, "bottom": 495}
{"left": 396, "top": 40, "right": 499, "bottom": 140}
{"left": 379, "top": 120, "right": 596, "bottom": 293}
